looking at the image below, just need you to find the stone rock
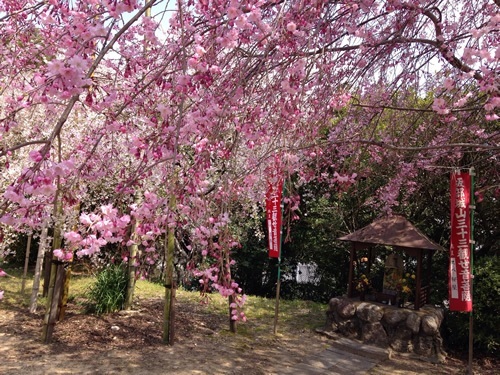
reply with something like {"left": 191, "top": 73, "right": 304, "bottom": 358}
{"left": 389, "top": 327, "right": 413, "bottom": 352}
{"left": 356, "top": 302, "right": 384, "bottom": 323}
{"left": 421, "top": 315, "right": 440, "bottom": 336}
{"left": 383, "top": 308, "right": 408, "bottom": 325}
{"left": 414, "top": 336, "right": 434, "bottom": 357}
{"left": 406, "top": 312, "right": 422, "bottom": 334}
{"left": 337, "top": 298, "right": 356, "bottom": 319}
{"left": 328, "top": 297, "right": 340, "bottom": 312}
{"left": 361, "top": 322, "right": 387, "bottom": 346}
{"left": 432, "top": 307, "right": 444, "bottom": 323}
{"left": 421, "top": 305, "right": 444, "bottom": 321}
{"left": 337, "top": 319, "right": 358, "bottom": 337}
{"left": 324, "top": 297, "right": 445, "bottom": 357}
{"left": 325, "top": 298, "right": 341, "bottom": 330}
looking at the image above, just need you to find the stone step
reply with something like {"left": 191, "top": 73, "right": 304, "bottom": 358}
{"left": 281, "top": 338, "right": 386, "bottom": 375}
{"left": 329, "top": 337, "right": 389, "bottom": 362}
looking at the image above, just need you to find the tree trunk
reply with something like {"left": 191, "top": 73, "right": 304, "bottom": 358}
{"left": 225, "top": 247, "right": 237, "bottom": 333}
{"left": 41, "top": 262, "right": 65, "bottom": 343}
{"left": 228, "top": 294, "right": 237, "bottom": 334}
{"left": 21, "top": 234, "right": 32, "bottom": 294}
{"left": 30, "top": 222, "right": 48, "bottom": 313}
{"left": 41, "top": 180, "right": 64, "bottom": 343}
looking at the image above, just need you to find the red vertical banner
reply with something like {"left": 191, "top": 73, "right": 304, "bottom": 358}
{"left": 449, "top": 172, "right": 473, "bottom": 312}
{"left": 266, "top": 179, "right": 283, "bottom": 259}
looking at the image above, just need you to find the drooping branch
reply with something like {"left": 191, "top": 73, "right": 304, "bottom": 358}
{"left": 422, "top": 7, "right": 483, "bottom": 81}
{"left": 1, "top": 140, "right": 50, "bottom": 157}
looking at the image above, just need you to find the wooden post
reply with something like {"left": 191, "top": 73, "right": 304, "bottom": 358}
{"left": 58, "top": 266, "right": 71, "bottom": 321}
{"left": 347, "top": 245, "right": 356, "bottom": 297}
{"left": 42, "top": 251, "right": 52, "bottom": 297}
{"left": 415, "top": 250, "right": 422, "bottom": 310}
{"left": 468, "top": 167, "right": 476, "bottom": 375}
{"left": 273, "top": 259, "right": 281, "bottom": 335}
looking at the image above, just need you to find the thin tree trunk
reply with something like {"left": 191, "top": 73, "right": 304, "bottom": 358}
{"left": 30, "top": 222, "right": 49, "bottom": 313}
{"left": 41, "top": 211, "right": 63, "bottom": 342}
{"left": 42, "top": 135, "right": 64, "bottom": 343}
{"left": 228, "top": 294, "right": 237, "bottom": 333}
{"left": 42, "top": 262, "right": 65, "bottom": 342}
{"left": 21, "top": 234, "right": 32, "bottom": 293}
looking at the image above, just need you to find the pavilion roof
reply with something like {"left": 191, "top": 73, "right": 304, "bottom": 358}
{"left": 338, "top": 215, "right": 445, "bottom": 251}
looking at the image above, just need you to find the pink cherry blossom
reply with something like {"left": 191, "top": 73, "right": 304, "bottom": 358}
{"left": 0, "top": 0, "right": 497, "bottom": 330}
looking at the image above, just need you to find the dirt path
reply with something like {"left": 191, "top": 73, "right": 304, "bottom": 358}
{"left": 0, "top": 299, "right": 494, "bottom": 375}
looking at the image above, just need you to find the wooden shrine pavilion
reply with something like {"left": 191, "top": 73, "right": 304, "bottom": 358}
{"left": 338, "top": 215, "right": 445, "bottom": 310}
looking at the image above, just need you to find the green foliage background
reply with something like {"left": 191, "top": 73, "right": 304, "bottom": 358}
{"left": 231, "top": 166, "right": 499, "bottom": 356}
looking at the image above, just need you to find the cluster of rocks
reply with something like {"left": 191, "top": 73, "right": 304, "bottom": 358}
{"left": 325, "top": 297, "right": 446, "bottom": 362}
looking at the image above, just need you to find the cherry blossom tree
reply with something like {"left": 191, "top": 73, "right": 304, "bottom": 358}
{"left": 0, "top": 0, "right": 498, "bottom": 340}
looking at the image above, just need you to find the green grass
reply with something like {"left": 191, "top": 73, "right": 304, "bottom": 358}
{"left": 0, "top": 266, "right": 36, "bottom": 309}
{"left": 1, "top": 265, "right": 327, "bottom": 335}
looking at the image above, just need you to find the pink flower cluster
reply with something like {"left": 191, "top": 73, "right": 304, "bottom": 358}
{"left": 73, "top": 205, "right": 132, "bottom": 258}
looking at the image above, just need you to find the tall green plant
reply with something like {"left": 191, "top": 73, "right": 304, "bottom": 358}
{"left": 87, "top": 264, "right": 128, "bottom": 314}
{"left": 442, "top": 255, "right": 500, "bottom": 355}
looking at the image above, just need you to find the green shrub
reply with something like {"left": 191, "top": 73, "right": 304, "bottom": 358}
{"left": 442, "top": 255, "right": 499, "bottom": 355}
{"left": 86, "top": 264, "right": 128, "bottom": 314}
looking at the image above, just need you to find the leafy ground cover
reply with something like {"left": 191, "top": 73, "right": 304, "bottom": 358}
{"left": 0, "top": 268, "right": 497, "bottom": 374}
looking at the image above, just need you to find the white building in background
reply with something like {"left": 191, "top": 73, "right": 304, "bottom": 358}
{"left": 296, "top": 262, "right": 320, "bottom": 285}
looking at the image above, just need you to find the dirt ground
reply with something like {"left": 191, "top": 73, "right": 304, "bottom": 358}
{"left": 0, "top": 298, "right": 497, "bottom": 375}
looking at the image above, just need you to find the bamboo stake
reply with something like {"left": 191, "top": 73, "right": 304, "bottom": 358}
{"left": 125, "top": 195, "right": 141, "bottom": 310}
{"left": 226, "top": 240, "right": 236, "bottom": 333}
{"left": 163, "top": 198, "right": 176, "bottom": 345}
{"left": 58, "top": 203, "right": 79, "bottom": 321}
{"left": 30, "top": 221, "right": 48, "bottom": 313}
{"left": 125, "top": 219, "right": 139, "bottom": 310}
{"left": 21, "top": 234, "right": 32, "bottom": 293}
